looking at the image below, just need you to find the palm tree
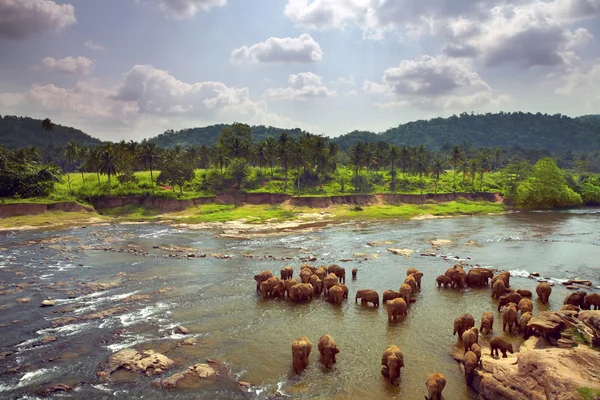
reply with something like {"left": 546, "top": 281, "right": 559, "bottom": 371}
{"left": 414, "top": 147, "right": 429, "bottom": 195}
{"left": 399, "top": 145, "right": 411, "bottom": 176}
{"left": 41, "top": 118, "right": 55, "bottom": 149}
{"left": 64, "top": 141, "right": 82, "bottom": 182}
{"left": 264, "top": 137, "right": 277, "bottom": 175}
{"left": 139, "top": 142, "right": 160, "bottom": 187}
{"left": 255, "top": 141, "right": 267, "bottom": 172}
{"left": 479, "top": 156, "right": 491, "bottom": 190}
{"left": 184, "top": 145, "right": 200, "bottom": 169}
{"left": 349, "top": 142, "right": 364, "bottom": 183}
{"left": 430, "top": 158, "right": 447, "bottom": 194}
{"left": 278, "top": 133, "right": 291, "bottom": 190}
{"left": 99, "top": 144, "right": 118, "bottom": 195}
{"left": 84, "top": 146, "right": 103, "bottom": 191}
{"left": 449, "top": 145, "right": 465, "bottom": 184}
{"left": 212, "top": 142, "right": 228, "bottom": 177}
{"left": 468, "top": 159, "right": 480, "bottom": 187}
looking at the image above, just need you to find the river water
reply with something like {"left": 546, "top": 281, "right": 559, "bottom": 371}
{"left": 1, "top": 210, "right": 599, "bottom": 400}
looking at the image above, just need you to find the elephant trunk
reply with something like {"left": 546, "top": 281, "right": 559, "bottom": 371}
{"left": 355, "top": 293, "right": 359, "bottom": 303}
{"left": 388, "top": 362, "right": 397, "bottom": 384}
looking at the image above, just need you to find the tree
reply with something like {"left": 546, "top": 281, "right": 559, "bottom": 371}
{"left": 449, "top": 145, "right": 465, "bottom": 185}
{"left": 157, "top": 160, "right": 195, "bottom": 194}
{"left": 264, "top": 137, "right": 277, "bottom": 175}
{"left": 388, "top": 145, "right": 400, "bottom": 191}
{"left": 139, "top": 142, "right": 160, "bottom": 187}
{"left": 349, "top": 142, "right": 364, "bottom": 182}
{"left": 514, "top": 157, "right": 582, "bottom": 208}
{"left": 64, "top": 140, "right": 84, "bottom": 183}
{"left": 399, "top": 145, "right": 411, "bottom": 176}
{"left": 41, "top": 118, "right": 55, "bottom": 149}
{"left": 228, "top": 157, "right": 250, "bottom": 190}
{"left": 430, "top": 158, "right": 447, "bottom": 194}
{"left": 212, "top": 142, "right": 228, "bottom": 177}
{"left": 99, "top": 144, "right": 118, "bottom": 195}
{"left": 84, "top": 146, "right": 103, "bottom": 191}
{"left": 278, "top": 133, "right": 291, "bottom": 190}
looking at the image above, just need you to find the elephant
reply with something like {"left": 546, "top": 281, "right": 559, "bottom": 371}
{"left": 327, "top": 285, "right": 344, "bottom": 304}
{"left": 336, "top": 283, "right": 348, "bottom": 300}
{"left": 466, "top": 268, "right": 494, "bottom": 286}
{"left": 387, "top": 298, "right": 408, "bottom": 322}
{"left": 462, "top": 327, "right": 479, "bottom": 353}
{"left": 407, "top": 268, "right": 424, "bottom": 289}
{"left": 323, "top": 273, "right": 339, "bottom": 295}
{"left": 445, "top": 265, "right": 467, "bottom": 288}
{"left": 328, "top": 265, "right": 346, "bottom": 284}
{"left": 480, "top": 312, "right": 494, "bottom": 335}
{"left": 490, "top": 337, "right": 513, "bottom": 358}
{"left": 436, "top": 275, "right": 452, "bottom": 288}
{"left": 271, "top": 280, "right": 286, "bottom": 299}
{"left": 404, "top": 275, "right": 418, "bottom": 292}
{"left": 299, "top": 268, "right": 313, "bottom": 284}
{"left": 502, "top": 303, "right": 518, "bottom": 333}
{"left": 315, "top": 266, "right": 327, "bottom": 280}
{"left": 536, "top": 282, "right": 552, "bottom": 304}
{"left": 519, "top": 311, "right": 533, "bottom": 339}
{"left": 381, "top": 345, "right": 404, "bottom": 385}
{"left": 463, "top": 351, "right": 478, "bottom": 383}
{"left": 583, "top": 293, "right": 600, "bottom": 310}
{"left": 564, "top": 291, "right": 587, "bottom": 308}
{"left": 260, "top": 277, "right": 281, "bottom": 299}
{"left": 425, "top": 372, "right": 446, "bottom": 400}
{"left": 284, "top": 279, "right": 299, "bottom": 299}
{"left": 292, "top": 336, "right": 312, "bottom": 374}
{"left": 471, "top": 343, "right": 482, "bottom": 367}
{"left": 516, "top": 289, "right": 532, "bottom": 298}
{"left": 280, "top": 266, "right": 294, "bottom": 280}
{"left": 309, "top": 275, "right": 323, "bottom": 296}
{"left": 518, "top": 298, "right": 533, "bottom": 314}
{"left": 318, "top": 334, "right": 339, "bottom": 368}
{"left": 289, "top": 283, "right": 314, "bottom": 302}
{"left": 491, "top": 271, "right": 511, "bottom": 288}
{"left": 355, "top": 289, "right": 379, "bottom": 307}
{"left": 491, "top": 279, "right": 510, "bottom": 299}
{"left": 301, "top": 264, "right": 317, "bottom": 274}
{"left": 399, "top": 284, "right": 412, "bottom": 304}
{"left": 352, "top": 268, "right": 358, "bottom": 279}
{"left": 382, "top": 290, "right": 402, "bottom": 304}
{"left": 498, "top": 292, "right": 522, "bottom": 311}
{"left": 453, "top": 314, "right": 475, "bottom": 338}
{"left": 254, "top": 270, "right": 273, "bottom": 293}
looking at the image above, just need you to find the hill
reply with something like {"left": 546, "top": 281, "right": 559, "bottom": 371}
{"left": 333, "top": 112, "right": 600, "bottom": 151}
{"left": 0, "top": 115, "right": 102, "bottom": 149}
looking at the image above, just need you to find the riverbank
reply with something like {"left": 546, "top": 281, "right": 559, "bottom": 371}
{"left": 0, "top": 197, "right": 507, "bottom": 233}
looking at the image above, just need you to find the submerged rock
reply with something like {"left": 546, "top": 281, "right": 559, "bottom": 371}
{"left": 105, "top": 349, "right": 174, "bottom": 376}
{"left": 40, "top": 300, "right": 55, "bottom": 307}
{"left": 174, "top": 326, "right": 189, "bottom": 335}
{"left": 386, "top": 248, "right": 415, "bottom": 257}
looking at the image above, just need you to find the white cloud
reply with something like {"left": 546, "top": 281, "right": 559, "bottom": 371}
{"left": 39, "top": 56, "right": 95, "bottom": 75}
{"left": 284, "top": 0, "right": 374, "bottom": 31}
{"left": 158, "top": 0, "right": 226, "bottom": 19}
{"left": 231, "top": 34, "right": 323, "bottom": 63}
{"left": 366, "top": 55, "right": 498, "bottom": 110}
{"left": 554, "top": 60, "right": 600, "bottom": 96}
{"left": 345, "top": 90, "right": 358, "bottom": 97}
{"left": 0, "top": 0, "right": 76, "bottom": 39}
{"left": 331, "top": 75, "right": 355, "bottom": 86}
{"left": 84, "top": 39, "right": 105, "bottom": 51}
{"left": 264, "top": 72, "right": 337, "bottom": 101}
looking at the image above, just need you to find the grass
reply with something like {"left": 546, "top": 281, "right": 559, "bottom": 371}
{"left": 162, "top": 204, "right": 300, "bottom": 224}
{"left": 0, "top": 211, "right": 106, "bottom": 230}
{"left": 578, "top": 387, "right": 600, "bottom": 400}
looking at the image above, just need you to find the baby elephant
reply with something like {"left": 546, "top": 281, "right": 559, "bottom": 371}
{"left": 352, "top": 268, "right": 358, "bottom": 279}
{"left": 490, "top": 337, "right": 513, "bottom": 358}
{"left": 318, "top": 334, "right": 339, "bottom": 368}
{"left": 292, "top": 336, "right": 312, "bottom": 374}
{"left": 355, "top": 289, "right": 379, "bottom": 307}
{"left": 461, "top": 327, "right": 479, "bottom": 354}
{"left": 425, "top": 372, "right": 446, "bottom": 400}
{"left": 480, "top": 312, "right": 494, "bottom": 335}
{"left": 436, "top": 275, "right": 452, "bottom": 288}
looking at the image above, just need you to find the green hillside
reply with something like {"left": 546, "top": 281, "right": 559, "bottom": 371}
{"left": 0, "top": 115, "right": 102, "bottom": 149}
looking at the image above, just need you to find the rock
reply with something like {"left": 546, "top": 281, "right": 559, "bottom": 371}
{"left": 122, "top": 294, "right": 151, "bottom": 303}
{"left": 566, "top": 285, "right": 578, "bottom": 290}
{"left": 471, "top": 338, "right": 600, "bottom": 400}
{"left": 556, "top": 338, "right": 574, "bottom": 348}
{"left": 115, "top": 272, "right": 127, "bottom": 277}
{"left": 106, "top": 349, "right": 174, "bottom": 375}
{"left": 578, "top": 311, "right": 600, "bottom": 331}
{"left": 51, "top": 317, "right": 77, "bottom": 328}
{"left": 174, "top": 326, "right": 189, "bottom": 335}
{"left": 40, "top": 300, "right": 55, "bottom": 307}
{"left": 563, "top": 279, "right": 593, "bottom": 287}
{"left": 530, "top": 272, "right": 540, "bottom": 277}
{"left": 367, "top": 240, "right": 394, "bottom": 246}
{"left": 527, "top": 312, "right": 566, "bottom": 336}
{"left": 37, "top": 384, "right": 71, "bottom": 395}
{"left": 159, "top": 363, "right": 218, "bottom": 389}
{"left": 79, "top": 281, "right": 120, "bottom": 292}
{"left": 40, "top": 336, "right": 57, "bottom": 345}
{"left": 16, "top": 298, "right": 31, "bottom": 303}
{"left": 84, "top": 306, "right": 128, "bottom": 320}
{"left": 386, "top": 248, "right": 415, "bottom": 257}
{"left": 155, "top": 287, "right": 173, "bottom": 294}
{"left": 238, "top": 381, "right": 251, "bottom": 388}
{"left": 430, "top": 239, "right": 452, "bottom": 247}
{"left": 340, "top": 258, "right": 353, "bottom": 262}
{"left": 177, "top": 338, "right": 198, "bottom": 347}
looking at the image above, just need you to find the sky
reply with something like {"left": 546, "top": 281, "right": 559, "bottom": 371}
{"left": 0, "top": 0, "right": 599, "bottom": 142}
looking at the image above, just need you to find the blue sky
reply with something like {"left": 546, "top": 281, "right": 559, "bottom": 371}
{"left": 0, "top": 0, "right": 598, "bottom": 141}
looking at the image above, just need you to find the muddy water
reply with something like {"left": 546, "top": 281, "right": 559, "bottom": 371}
{"left": 1, "top": 210, "right": 599, "bottom": 399}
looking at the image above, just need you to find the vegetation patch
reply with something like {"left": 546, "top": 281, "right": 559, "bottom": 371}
{"left": 577, "top": 387, "right": 600, "bottom": 400}
{"left": 0, "top": 211, "right": 105, "bottom": 230}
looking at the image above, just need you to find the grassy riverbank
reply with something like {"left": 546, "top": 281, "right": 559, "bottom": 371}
{"left": 0, "top": 199, "right": 506, "bottom": 231}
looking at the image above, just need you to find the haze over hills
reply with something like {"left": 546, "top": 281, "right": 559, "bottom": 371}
{"left": 1, "top": 112, "right": 599, "bottom": 152}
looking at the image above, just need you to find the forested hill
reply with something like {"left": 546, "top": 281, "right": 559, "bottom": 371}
{"left": 0, "top": 115, "right": 102, "bottom": 149}
{"left": 150, "top": 125, "right": 308, "bottom": 148}
{"left": 334, "top": 112, "right": 600, "bottom": 151}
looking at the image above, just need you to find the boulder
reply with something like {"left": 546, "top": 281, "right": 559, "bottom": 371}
{"left": 386, "top": 248, "right": 414, "bottom": 257}
{"left": 106, "top": 349, "right": 174, "bottom": 376}
{"left": 40, "top": 300, "right": 55, "bottom": 307}
{"left": 16, "top": 298, "right": 31, "bottom": 303}
{"left": 527, "top": 312, "right": 566, "bottom": 336}
{"left": 174, "top": 326, "right": 189, "bottom": 335}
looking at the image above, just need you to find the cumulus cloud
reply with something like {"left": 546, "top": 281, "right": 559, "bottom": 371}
{"left": 158, "top": 0, "right": 226, "bottom": 19}
{"left": 284, "top": 0, "right": 374, "bottom": 31}
{"left": 84, "top": 40, "right": 105, "bottom": 51}
{"left": 39, "top": 56, "right": 95, "bottom": 75}
{"left": 554, "top": 60, "right": 600, "bottom": 95}
{"left": 231, "top": 34, "right": 323, "bottom": 63}
{"left": 365, "top": 55, "right": 498, "bottom": 109}
{"left": 264, "top": 72, "right": 337, "bottom": 101}
{"left": 0, "top": 0, "right": 76, "bottom": 39}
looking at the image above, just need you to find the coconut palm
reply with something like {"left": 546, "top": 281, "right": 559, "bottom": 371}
{"left": 449, "top": 145, "right": 466, "bottom": 183}
{"left": 278, "top": 133, "right": 291, "bottom": 190}
{"left": 84, "top": 146, "right": 103, "bottom": 191}
{"left": 139, "top": 142, "right": 160, "bottom": 187}
{"left": 41, "top": 118, "right": 55, "bottom": 149}
{"left": 99, "top": 144, "right": 118, "bottom": 195}
{"left": 264, "top": 137, "right": 277, "bottom": 175}
{"left": 430, "top": 158, "right": 447, "bottom": 194}
{"left": 399, "top": 145, "right": 411, "bottom": 176}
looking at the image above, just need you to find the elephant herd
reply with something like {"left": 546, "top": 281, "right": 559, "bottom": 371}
{"left": 253, "top": 262, "right": 599, "bottom": 397}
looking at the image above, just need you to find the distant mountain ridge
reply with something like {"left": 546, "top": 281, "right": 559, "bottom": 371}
{"left": 0, "top": 115, "right": 102, "bottom": 149}
{"left": 2, "top": 112, "right": 599, "bottom": 152}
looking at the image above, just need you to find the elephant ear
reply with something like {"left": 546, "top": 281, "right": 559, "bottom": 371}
{"left": 333, "top": 348, "right": 340, "bottom": 354}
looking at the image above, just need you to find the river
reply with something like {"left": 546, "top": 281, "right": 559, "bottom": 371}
{"left": 0, "top": 209, "right": 599, "bottom": 399}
